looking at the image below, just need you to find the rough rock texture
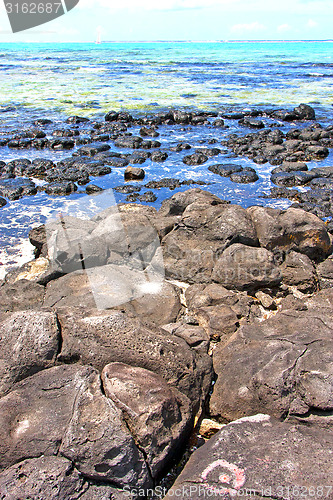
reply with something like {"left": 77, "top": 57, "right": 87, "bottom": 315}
{"left": 317, "top": 255, "right": 333, "bottom": 289}
{"left": 102, "top": 362, "right": 192, "bottom": 477}
{"left": 163, "top": 415, "right": 333, "bottom": 500}
{"left": 212, "top": 243, "right": 282, "bottom": 291}
{"left": 280, "top": 250, "right": 318, "bottom": 293}
{"left": 0, "top": 456, "right": 86, "bottom": 500}
{"left": 162, "top": 192, "right": 257, "bottom": 283}
{"left": 0, "top": 280, "right": 45, "bottom": 312}
{"left": 56, "top": 308, "right": 212, "bottom": 413}
{"left": 0, "top": 310, "right": 59, "bottom": 397}
{"left": 0, "top": 364, "right": 151, "bottom": 487}
{"left": 210, "top": 289, "right": 333, "bottom": 423}
{"left": 247, "top": 206, "right": 331, "bottom": 260}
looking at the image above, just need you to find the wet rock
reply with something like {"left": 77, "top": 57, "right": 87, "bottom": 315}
{"left": 169, "top": 142, "right": 191, "bottom": 152}
{"left": 85, "top": 184, "right": 104, "bottom": 194}
{"left": 105, "top": 110, "right": 119, "bottom": 122}
{"left": 74, "top": 144, "right": 110, "bottom": 156}
{"left": 0, "top": 365, "right": 151, "bottom": 487}
{"left": 294, "top": 103, "right": 316, "bottom": 120}
{"left": 240, "top": 117, "right": 265, "bottom": 129}
{"left": 66, "top": 115, "right": 89, "bottom": 124}
{"left": 210, "top": 289, "right": 333, "bottom": 422}
{"left": 151, "top": 150, "right": 168, "bottom": 162}
{"left": 124, "top": 166, "right": 145, "bottom": 180}
{"left": 317, "top": 255, "right": 333, "bottom": 289}
{"left": 0, "top": 280, "right": 45, "bottom": 312}
{"left": 208, "top": 163, "right": 243, "bottom": 177}
{"left": 305, "top": 144, "right": 329, "bottom": 159}
{"left": 49, "top": 138, "right": 75, "bottom": 150}
{"left": 56, "top": 308, "right": 212, "bottom": 413}
{"left": 310, "top": 165, "right": 333, "bottom": 178}
{"left": 0, "top": 310, "right": 59, "bottom": 397}
{"left": 280, "top": 250, "right": 317, "bottom": 293}
{"left": 309, "top": 177, "right": 333, "bottom": 189}
{"left": 33, "top": 118, "right": 53, "bottom": 126}
{"left": 163, "top": 416, "right": 333, "bottom": 499}
{"left": 101, "top": 362, "right": 192, "bottom": 477}
{"left": 271, "top": 161, "right": 308, "bottom": 173}
{"left": 145, "top": 178, "right": 181, "bottom": 190}
{"left": 53, "top": 129, "right": 80, "bottom": 137}
{"left": 195, "top": 148, "right": 220, "bottom": 157}
{"left": 182, "top": 153, "right": 208, "bottom": 165}
{"left": 44, "top": 181, "right": 78, "bottom": 196}
{"left": 229, "top": 169, "right": 259, "bottom": 183}
{"left": 271, "top": 170, "right": 315, "bottom": 186}
{"left": 247, "top": 206, "right": 331, "bottom": 261}
{"left": 0, "top": 178, "right": 37, "bottom": 200}
{"left": 115, "top": 136, "right": 143, "bottom": 149}
{"left": 212, "top": 243, "right": 282, "bottom": 291}
{"left": 0, "top": 456, "right": 86, "bottom": 500}
{"left": 0, "top": 197, "right": 6, "bottom": 207}
{"left": 212, "top": 119, "right": 225, "bottom": 127}
{"left": 104, "top": 157, "right": 129, "bottom": 167}
{"left": 136, "top": 191, "right": 157, "bottom": 202}
{"left": 114, "top": 184, "right": 142, "bottom": 194}
{"left": 140, "top": 126, "right": 159, "bottom": 137}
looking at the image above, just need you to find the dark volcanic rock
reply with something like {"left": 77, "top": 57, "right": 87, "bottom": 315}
{"left": 0, "top": 197, "right": 6, "bottom": 207}
{"left": 85, "top": 184, "right": 104, "bottom": 194}
{"left": 114, "top": 184, "right": 142, "bottom": 194}
{"left": 0, "top": 280, "right": 45, "bottom": 312}
{"left": 66, "top": 115, "right": 89, "bottom": 124}
{"left": 163, "top": 415, "right": 333, "bottom": 499}
{"left": 0, "top": 178, "right": 37, "bottom": 200}
{"left": 151, "top": 150, "right": 168, "bottom": 162}
{"left": 102, "top": 362, "right": 192, "bottom": 477}
{"left": 162, "top": 193, "right": 258, "bottom": 283}
{"left": 280, "top": 250, "right": 317, "bottom": 293}
{"left": 248, "top": 206, "right": 331, "bottom": 260}
{"left": 124, "top": 166, "right": 145, "bottom": 180}
{"left": 44, "top": 181, "right": 78, "bottom": 196}
{"left": 240, "top": 117, "right": 265, "bottom": 129}
{"left": 0, "top": 364, "right": 151, "bottom": 487}
{"left": 56, "top": 308, "right": 212, "bottom": 413}
{"left": 271, "top": 161, "right": 308, "bottom": 174}
{"left": 229, "top": 169, "right": 259, "bottom": 183}
{"left": 294, "top": 103, "right": 316, "bottom": 120}
{"left": 208, "top": 163, "right": 243, "bottom": 177}
{"left": 0, "top": 310, "right": 59, "bottom": 397}
{"left": 212, "top": 243, "right": 282, "bottom": 291}
{"left": 183, "top": 153, "right": 208, "bottom": 165}
{"left": 0, "top": 456, "right": 86, "bottom": 500}
{"left": 210, "top": 288, "right": 333, "bottom": 422}
{"left": 115, "top": 136, "right": 143, "bottom": 149}
{"left": 271, "top": 170, "right": 315, "bottom": 187}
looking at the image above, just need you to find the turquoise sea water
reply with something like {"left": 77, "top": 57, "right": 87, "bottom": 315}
{"left": 0, "top": 41, "right": 333, "bottom": 275}
{"left": 0, "top": 41, "right": 333, "bottom": 122}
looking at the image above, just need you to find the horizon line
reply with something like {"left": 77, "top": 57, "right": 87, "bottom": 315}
{"left": 0, "top": 39, "right": 333, "bottom": 43}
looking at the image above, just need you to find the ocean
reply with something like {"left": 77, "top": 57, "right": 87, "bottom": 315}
{"left": 0, "top": 41, "right": 333, "bottom": 276}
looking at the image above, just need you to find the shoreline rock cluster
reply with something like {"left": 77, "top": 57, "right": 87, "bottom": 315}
{"left": 0, "top": 188, "right": 332, "bottom": 498}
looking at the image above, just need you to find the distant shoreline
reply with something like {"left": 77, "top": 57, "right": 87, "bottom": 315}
{"left": 0, "top": 39, "right": 333, "bottom": 44}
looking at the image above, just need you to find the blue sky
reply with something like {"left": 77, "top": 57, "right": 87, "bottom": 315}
{"left": 0, "top": 0, "right": 332, "bottom": 42}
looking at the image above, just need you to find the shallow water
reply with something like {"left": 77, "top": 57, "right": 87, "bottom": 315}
{"left": 0, "top": 41, "right": 333, "bottom": 277}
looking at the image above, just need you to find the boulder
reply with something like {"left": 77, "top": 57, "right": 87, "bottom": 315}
{"left": 44, "top": 181, "right": 78, "bottom": 196}
{"left": 247, "top": 206, "right": 331, "bottom": 261}
{"left": 162, "top": 202, "right": 258, "bottom": 283}
{"left": 0, "top": 280, "right": 45, "bottom": 312}
{"left": 0, "top": 365, "right": 151, "bottom": 487}
{"left": 56, "top": 308, "right": 212, "bottom": 414}
{"left": 317, "top": 255, "right": 333, "bottom": 289}
{"left": 294, "top": 103, "right": 316, "bottom": 120}
{"left": 271, "top": 171, "right": 315, "bottom": 187}
{"left": 210, "top": 289, "right": 333, "bottom": 423}
{"left": 114, "top": 136, "right": 143, "bottom": 149}
{"left": 212, "top": 243, "right": 282, "bottom": 291}
{"left": 0, "top": 310, "right": 59, "bottom": 397}
{"left": 208, "top": 164, "right": 243, "bottom": 177}
{"left": 182, "top": 153, "right": 208, "bottom": 165}
{"left": 229, "top": 170, "right": 259, "bottom": 183}
{"left": 0, "top": 456, "right": 86, "bottom": 500}
{"left": 124, "top": 166, "right": 145, "bottom": 180}
{"left": 280, "top": 251, "right": 317, "bottom": 293}
{"left": 158, "top": 189, "right": 225, "bottom": 217}
{"left": 0, "top": 178, "right": 37, "bottom": 200}
{"left": 163, "top": 415, "right": 333, "bottom": 500}
{"left": 101, "top": 362, "right": 192, "bottom": 477}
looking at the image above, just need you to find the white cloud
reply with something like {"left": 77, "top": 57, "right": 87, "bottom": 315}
{"left": 277, "top": 23, "right": 292, "bottom": 33}
{"left": 230, "top": 21, "right": 266, "bottom": 35}
{"left": 306, "top": 18, "right": 318, "bottom": 28}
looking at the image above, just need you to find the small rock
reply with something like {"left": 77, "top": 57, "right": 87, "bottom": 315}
{"left": 124, "top": 166, "right": 145, "bottom": 180}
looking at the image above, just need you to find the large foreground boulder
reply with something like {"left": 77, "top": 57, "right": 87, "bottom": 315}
{"left": 210, "top": 289, "right": 333, "bottom": 424}
{"left": 56, "top": 308, "right": 212, "bottom": 414}
{"left": 163, "top": 415, "right": 333, "bottom": 499}
{"left": 0, "top": 310, "right": 60, "bottom": 397}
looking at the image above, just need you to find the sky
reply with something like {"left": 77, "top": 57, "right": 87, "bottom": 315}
{"left": 0, "top": 0, "right": 332, "bottom": 42}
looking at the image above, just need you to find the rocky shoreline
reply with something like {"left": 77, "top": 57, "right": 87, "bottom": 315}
{"left": 0, "top": 183, "right": 332, "bottom": 498}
